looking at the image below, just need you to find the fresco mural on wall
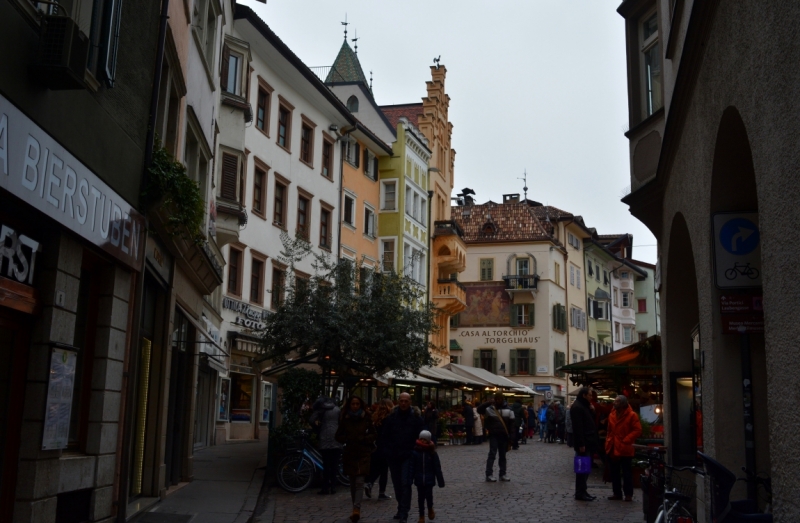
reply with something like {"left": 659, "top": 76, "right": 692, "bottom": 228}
{"left": 460, "top": 282, "right": 510, "bottom": 326}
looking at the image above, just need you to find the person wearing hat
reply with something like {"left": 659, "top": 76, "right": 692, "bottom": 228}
{"left": 409, "top": 430, "right": 444, "bottom": 523}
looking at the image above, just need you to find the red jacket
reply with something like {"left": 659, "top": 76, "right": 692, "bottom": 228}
{"left": 605, "top": 405, "right": 642, "bottom": 458}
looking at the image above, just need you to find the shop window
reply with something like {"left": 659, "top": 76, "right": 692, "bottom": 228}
{"left": 218, "top": 378, "right": 231, "bottom": 421}
{"left": 261, "top": 382, "right": 274, "bottom": 424}
{"left": 230, "top": 374, "right": 253, "bottom": 422}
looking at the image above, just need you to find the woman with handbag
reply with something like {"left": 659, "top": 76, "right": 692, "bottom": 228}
{"left": 570, "top": 387, "right": 599, "bottom": 502}
{"left": 335, "top": 396, "right": 375, "bottom": 522}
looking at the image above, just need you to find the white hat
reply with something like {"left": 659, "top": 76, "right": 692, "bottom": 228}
{"left": 419, "top": 430, "right": 432, "bottom": 441}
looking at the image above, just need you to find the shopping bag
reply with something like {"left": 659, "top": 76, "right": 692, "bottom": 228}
{"left": 574, "top": 455, "right": 592, "bottom": 474}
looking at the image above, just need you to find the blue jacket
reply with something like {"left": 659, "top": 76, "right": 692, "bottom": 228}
{"left": 538, "top": 406, "right": 548, "bottom": 423}
{"left": 409, "top": 441, "right": 445, "bottom": 488}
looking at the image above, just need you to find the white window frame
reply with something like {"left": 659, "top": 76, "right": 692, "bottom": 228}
{"left": 363, "top": 204, "right": 376, "bottom": 239}
{"left": 192, "top": 0, "right": 220, "bottom": 83}
{"left": 639, "top": 9, "right": 662, "bottom": 117}
{"left": 381, "top": 180, "right": 397, "bottom": 211}
{"left": 622, "top": 292, "right": 631, "bottom": 308}
{"left": 364, "top": 149, "right": 377, "bottom": 180}
{"left": 623, "top": 325, "right": 633, "bottom": 343}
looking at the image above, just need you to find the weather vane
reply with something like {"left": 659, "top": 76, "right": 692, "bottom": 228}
{"left": 369, "top": 70, "right": 373, "bottom": 91}
{"left": 433, "top": 55, "right": 441, "bottom": 69}
{"left": 352, "top": 29, "right": 359, "bottom": 55}
{"left": 341, "top": 13, "right": 349, "bottom": 40}
{"left": 518, "top": 169, "right": 528, "bottom": 201}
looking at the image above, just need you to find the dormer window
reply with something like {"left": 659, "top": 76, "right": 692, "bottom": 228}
{"left": 347, "top": 95, "right": 359, "bottom": 112}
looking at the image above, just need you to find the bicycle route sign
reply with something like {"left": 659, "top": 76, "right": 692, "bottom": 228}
{"left": 712, "top": 212, "right": 762, "bottom": 289}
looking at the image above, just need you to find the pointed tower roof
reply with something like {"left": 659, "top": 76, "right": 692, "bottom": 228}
{"left": 326, "top": 40, "right": 368, "bottom": 85}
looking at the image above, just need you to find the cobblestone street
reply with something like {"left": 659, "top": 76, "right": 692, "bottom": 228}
{"left": 265, "top": 439, "right": 643, "bottom": 523}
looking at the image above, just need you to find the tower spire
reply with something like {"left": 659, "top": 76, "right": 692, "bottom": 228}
{"left": 352, "top": 29, "right": 359, "bottom": 55}
{"left": 341, "top": 13, "right": 349, "bottom": 40}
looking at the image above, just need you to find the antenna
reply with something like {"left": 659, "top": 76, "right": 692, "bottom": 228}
{"left": 352, "top": 29, "right": 359, "bottom": 55}
{"left": 517, "top": 169, "right": 528, "bottom": 201}
{"left": 433, "top": 55, "right": 441, "bottom": 69}
{"left": 341, "top": 13, "right": 349, "bottom": 40}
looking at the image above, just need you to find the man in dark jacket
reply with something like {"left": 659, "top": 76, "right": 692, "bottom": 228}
{"left": 570, "top": 387, "right": 599, "bottom": 501}
{"left": 382, "top": 392, "right": 424, "bottom": 523}
{"left": 462, "top": 400, "right": 475, "bottom": 445}
{"left": 477, "top": 392, "right": 515, "bottom": 482}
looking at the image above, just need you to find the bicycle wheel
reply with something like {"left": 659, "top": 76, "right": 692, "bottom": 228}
{"left": 337, "top": 457, "right": 350, "bottom": 486}
{"left": 747, "top": 267, "right": 760, "bottom": 280}
{"left": 277, "top": 454, "right": 315, "bottom": 493}
{"left": 667, "top": 505, "right": 693, "bottom": 523}
{"left": 725, "top": 268, "right": 738, "bottom": 280}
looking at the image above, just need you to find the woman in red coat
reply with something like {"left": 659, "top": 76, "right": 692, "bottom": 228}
{"left": 604, "top": 395, "right": 642, "bottom": 502}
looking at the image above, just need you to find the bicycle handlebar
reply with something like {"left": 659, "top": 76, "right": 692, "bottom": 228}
{"left": 665, "top": 464, "right": 706, "bottom": 476}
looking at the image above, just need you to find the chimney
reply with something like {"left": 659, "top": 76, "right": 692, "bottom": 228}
{"left": 503, "top": 194, "right": 520, "bottom": 204}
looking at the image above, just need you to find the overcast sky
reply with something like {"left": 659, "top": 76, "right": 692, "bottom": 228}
{"left": 241, "top": 0, "right": 658, "bottom": 264}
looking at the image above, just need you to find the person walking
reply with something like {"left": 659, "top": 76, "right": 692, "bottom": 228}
{"left": 571, "top": 387, "right": 599, "bottom": 502}
{"left": 477, "top": 392, "right": 515, "bottom": 482}
{"left": 546, "top": 402, "right": 557, "bottom": 443}
{"left": 365, "top": 398, "right": 394, "bottom": 501}
{"left": 473, "top": 404, "right": 484, "bottom": 444}
{"left": 565, "top": 401, "right": 574, "bottom": 448}
{"left": 423, "top": 401, "right": 439, "bottom": 444}
{"left": 382, "top": 392, "right": 424, "bottom": 523}
{"left": 555, "top": 401, "right": 566, "bottom": 443}
{"left": 537, "top": 400, "right": 548, "bottom": 441}
{"left": 409, "top": 430, "right": 445, "bottom": 523}
{"left": 462, "top": 399, "right": 475, "bottom": 445}
{"left": 335, "top": 396, "right": 375, "bottom": 522}
{"left": 605, "top": 395, "right": 642, "bottom": 502}
{"left": 510, "top": 398, "right": 525, "bottom": 449}
{"left": 309, "top": 396, "right": 341, "bottom": 495}
{"left": 526, "top": 403, "right": 537, "bottom": 440}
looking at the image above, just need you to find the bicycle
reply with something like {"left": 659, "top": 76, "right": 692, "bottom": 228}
{"left": 642, "top": 448, "right": 702, "bottom": 523}
{"left": 725, "top": 262, "right": 759, "bottom": 280}
{"left": 276, "top": 430, "right": 349, "bottom": 493}
{"left": 739, "top": 467, "right": 772, "bottom": 515}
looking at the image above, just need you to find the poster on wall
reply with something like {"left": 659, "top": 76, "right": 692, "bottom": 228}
{"left": 459, "top": 283, "right": 511, "bottom": 326}
{"left": 218, "top": 377, "right": 231, "bottom": 422}
{"left": 261, "top": 382, "right": 273, "bottom": 424}
{"left": 42, "top": 347, "right": 78, "bottom": 450}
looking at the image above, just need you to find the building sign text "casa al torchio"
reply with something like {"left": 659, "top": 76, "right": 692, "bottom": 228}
{"left": 0, "top": 95, "right": 145, "bottom": 270}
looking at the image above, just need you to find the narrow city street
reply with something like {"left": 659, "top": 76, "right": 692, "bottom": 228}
{"left": 264, "top": 440, "right": 642, "bottom": 523}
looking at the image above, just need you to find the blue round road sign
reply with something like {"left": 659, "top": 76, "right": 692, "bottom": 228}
{"left": 719, "top": 218, "right": 760, "bottom": 255}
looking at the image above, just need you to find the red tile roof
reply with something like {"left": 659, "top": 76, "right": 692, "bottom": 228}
{"left": 452, "top": 201, "right": 553, "bottom": 243}
{"left": 380, "top": 103, "right": 423, "bottom": 129}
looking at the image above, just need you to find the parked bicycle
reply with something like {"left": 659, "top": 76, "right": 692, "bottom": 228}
{"left": 643, "top": 449, "right": 703, "bottom": 523}
{"left": 276, "top": 430, "right": 349, "bottom": 493}
{"left": 698, "top": 452, "right": 772, "bottom": 523}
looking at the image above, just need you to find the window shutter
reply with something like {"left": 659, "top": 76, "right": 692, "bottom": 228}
{"left": 373, "top": 157, "right": 379, "bottom": 178}
{"left": 577, "top": 270, "right": 581, "bottom": 289}
{"left": 510, "top": 305, "right": 518, "bottom": 327}
{"left": 509, "top": 349, "right": 517, "bottom": 375}
{"left": 221, "top": 45, "right": 231, "bottom": 89}
{"left": 530, "top": 350, "right": 536, "bottom": 375}
{"left": 552, "top": 304, "right": 558, "bottom": 330}
{"left": 491, "top": 349, "right": 497, "bottom": 374}
{"left": 221, "top": 153, "right": 238, "bottom": 200}
{"left": 354, "top": 143, "right": 360, "bottom": 167}
{"left": 451, "top": 313, "right": 459, "bottom": 327}
{"left": 473, "top": 349, "right": 480, "bottom": 368}
{"left": 528, "top": 304, "right": 535, "bottom": 326}
{"left": 570, "top": 265, "right": 574, "bottom": 285}
{"left": 364, "top": 149, "right": 370, "bottom": 174}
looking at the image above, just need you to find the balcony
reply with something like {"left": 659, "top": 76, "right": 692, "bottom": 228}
{"left": 433, "top": 220, "right": 467, "bottom": 275}
{"left": 503, "top": 274, "right": 539, "bottom": 291}
{"left": 215, "top": 199, "right": 248, "bottom": 247}
{"left": 433, "top": 278, "right": 467, "bottom": 315}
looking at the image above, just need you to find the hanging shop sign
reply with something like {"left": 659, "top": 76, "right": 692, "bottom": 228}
{"left": 0, "top": 94, "right": 145, "bottom": 271}
{"left": 145, "top": 235, "right": 172, "bottom": 284}
{"left": 224, "top": 296, "right": 268, "bottom": 330}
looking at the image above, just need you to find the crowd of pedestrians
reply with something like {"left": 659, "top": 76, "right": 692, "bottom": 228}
{"left": 308, "top": 387, "right": 639, "bottom": 521}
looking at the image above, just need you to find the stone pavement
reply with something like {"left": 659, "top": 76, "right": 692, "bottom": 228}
{"left": 135, "top": 439, "right": 269, "bottom": 523}
{"left": 262, "top": 438, "right": 643, "bottom": 523}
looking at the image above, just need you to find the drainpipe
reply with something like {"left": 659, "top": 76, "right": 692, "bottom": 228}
{"left": 335, "top": 126, "right": 355, "bottom": 262}
{"left": 562, "top": 218, "right": 574, "bottom": 399}
{"left": 118, "top": 0, "right": 170, "bottom": 520}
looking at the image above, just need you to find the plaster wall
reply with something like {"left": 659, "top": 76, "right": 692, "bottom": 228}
{"left": 327, "top": 84, "right": 396, "bottom": 145}
{"left": 625, "top": 1, "right": 800, "bottom": 519}
{"left": 340, "top": 137, "right": 381, "bottom": 266}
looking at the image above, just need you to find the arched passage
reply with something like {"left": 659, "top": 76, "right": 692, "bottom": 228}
{"left": 663, "top": 213, "right": 700, "bottom": 466}
{"left": 708, "top": 106, "right": 769, "bottom": 501}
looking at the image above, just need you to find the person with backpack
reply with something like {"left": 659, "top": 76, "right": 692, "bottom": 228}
{"left": 537, "top": 400, "right": 548, "bottom": 441}
{"left": 477, "top": 392, "right": 515, "bottom": 482}
{"left": 408, "top": 430, "right": 445, "bottom": 523}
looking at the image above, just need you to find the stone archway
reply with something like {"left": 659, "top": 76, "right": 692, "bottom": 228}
{"left": 708, "top": 107, "right": 769, "bottom": 501}
{"left": 663, "top": 213, "right": 700, "bottom": 466}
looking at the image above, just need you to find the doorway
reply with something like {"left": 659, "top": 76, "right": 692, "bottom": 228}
{"left": 194, "top": 367, "right": 213, "bottom": 449}
{"left": 0, "top": 312, "right": 29, "bottom": 522}
{"left": 165, "top": 310, "right": 192, "bottom": 486}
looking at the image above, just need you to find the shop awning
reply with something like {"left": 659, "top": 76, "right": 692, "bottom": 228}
{"left": 449, "top": 339, "right": 462, "bottom": 351}
{"left": 444, "top": 363, "right": 530, "bottom": 390}
{"left": 560, "top": 335, "right": 662, "bottom": 389}
{"left": 417, "top": 366, "right": 484, "bottom": 387}
{"left": 377, "top": 370, "right": 439, "bottom": 385}
{"left": 176, "top": 304, "right": 228, "bottom": 373}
